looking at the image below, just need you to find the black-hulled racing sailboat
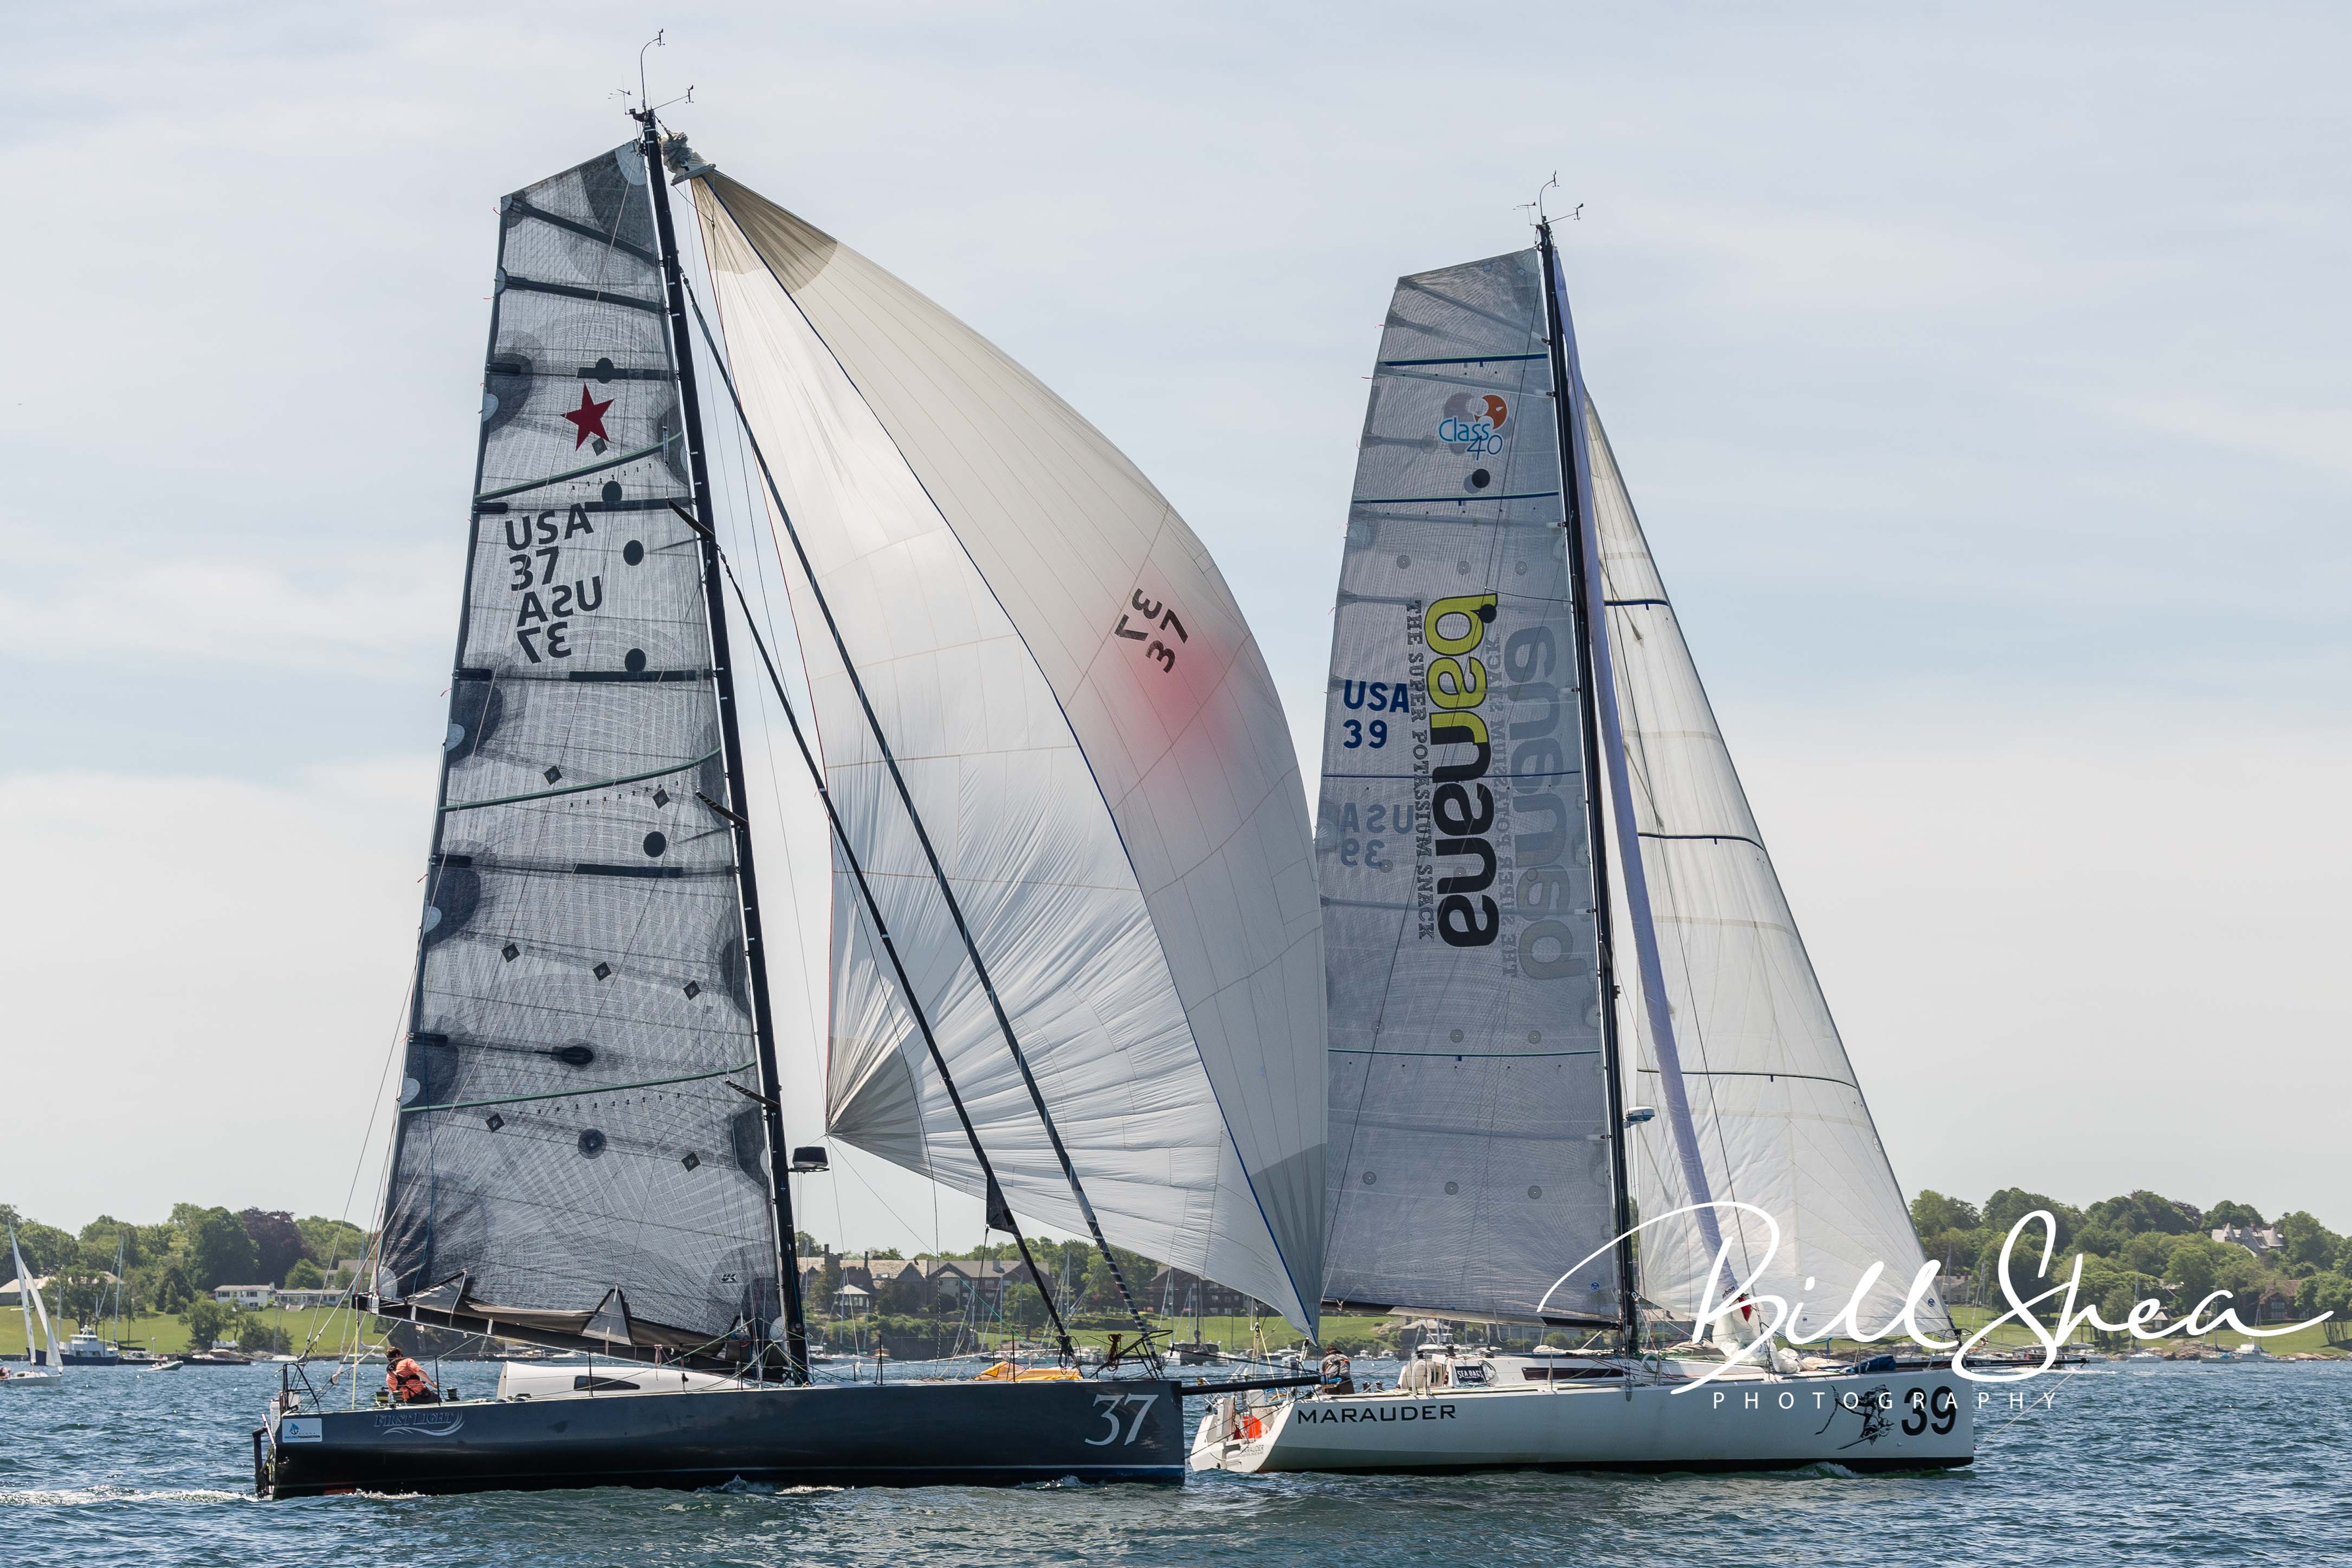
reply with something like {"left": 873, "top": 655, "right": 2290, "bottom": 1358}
{"left": 258, "top": 111, "right": 1325, "bottom": 1498}
{"left": 1192, "top": 219, "right": 1974, "bottom": 1475}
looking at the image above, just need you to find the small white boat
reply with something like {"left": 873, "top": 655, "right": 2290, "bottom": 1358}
{"left": 5, "top": 1229, "right": 64, "bottom": 1391}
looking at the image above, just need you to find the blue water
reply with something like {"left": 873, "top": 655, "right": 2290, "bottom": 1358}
{"left": 5, "top": 1360, "right": 2347, "bottom": 1566}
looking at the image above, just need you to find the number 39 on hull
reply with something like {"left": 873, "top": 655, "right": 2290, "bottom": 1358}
{"left": 1192, "top": 1366, "right": 1973, "bottom": 1476}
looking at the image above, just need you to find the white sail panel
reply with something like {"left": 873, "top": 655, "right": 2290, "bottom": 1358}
{"left": 691, "top": 175, "right": 1323, "bottom": 1330}
{"left": 1316, "top": 251, "right": 1626, "bottom": 1326}
{"left": 1581, "top": 399, "right": 1949, "bottom": 1339}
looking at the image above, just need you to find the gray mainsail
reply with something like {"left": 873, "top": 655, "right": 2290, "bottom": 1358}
{"left": 1317, "top": 250, "right": 1624, "bottom": 1325}
{"left": 377, "top": 144, "right": 781, "bottom": 1349}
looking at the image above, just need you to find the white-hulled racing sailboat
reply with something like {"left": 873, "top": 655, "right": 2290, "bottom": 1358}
{"left": 258, "top": 107, "right": 1324, "bottom": 1498}
{"left": 1193, "top": 220, "right": 1974, "bottom": 1475}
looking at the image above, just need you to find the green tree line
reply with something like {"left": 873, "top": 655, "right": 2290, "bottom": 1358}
{"left": 3, "top": 1202, "right": 369, "bottom": 1343}
{"left": 1911, "top": 1188, "right": 2352, "bottom": 1337}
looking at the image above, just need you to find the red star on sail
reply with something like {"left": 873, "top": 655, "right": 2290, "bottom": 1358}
{"left": 561, "top": 385, "right": 614, "bottom": 449}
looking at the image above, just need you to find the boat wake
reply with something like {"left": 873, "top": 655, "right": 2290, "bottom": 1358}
{"left": 701, "top": 1478, "right": 844, "bottom": 1496}
{"left": 0, "top": 1485, "right": 250, "bottom": 1508}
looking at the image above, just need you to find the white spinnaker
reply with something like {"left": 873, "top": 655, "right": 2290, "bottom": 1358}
{"left": 1580, "top": 400, "right": 1948, "bottom": 1339}
{"left": 691, "top": 173, "right": 1324, "bottom": 1331}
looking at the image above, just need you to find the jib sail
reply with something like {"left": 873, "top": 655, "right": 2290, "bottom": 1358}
{"left": 1579, "top": 394, "right": 1950, "bottom": 1339}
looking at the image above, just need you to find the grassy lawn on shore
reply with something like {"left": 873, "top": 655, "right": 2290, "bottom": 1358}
{"left": 0, "top": 1306, "right": 380, "bottom": 1359}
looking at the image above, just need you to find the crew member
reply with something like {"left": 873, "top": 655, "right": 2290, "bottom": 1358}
{"left": 1319, "top": 1349, "right": 1354, "bottom": 1397}
{"left": 384, "top": 1347, "right": 440, "bottom": 1404}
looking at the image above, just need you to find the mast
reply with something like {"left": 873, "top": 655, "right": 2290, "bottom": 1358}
{"left": 11, "top": 1232, "right": 31, "bottom": 1367}
{"left": 671, "top": 249, "right": 1162, "bottom": 1369}
{"left": 636, "top": 109, "right": 807, "bottom": 1381}
{"left": 1537, "top": 218, "right": 1641, "bottom": 1345}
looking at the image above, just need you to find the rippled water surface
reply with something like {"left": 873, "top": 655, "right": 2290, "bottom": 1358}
{"left": 5, "top": 1360, "right": 2347, "bottom": 1566}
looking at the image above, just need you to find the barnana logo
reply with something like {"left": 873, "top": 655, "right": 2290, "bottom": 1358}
{"left": 1438, "top": 393, "right": 1509, "bottom": 457}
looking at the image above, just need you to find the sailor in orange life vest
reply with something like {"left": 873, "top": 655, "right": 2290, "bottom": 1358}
{"left": 1319, "top": 1350, "right": 1354, "bottom": 1397}
{"left": 383, "top": 1347, "right": 440, "bottom": 1404}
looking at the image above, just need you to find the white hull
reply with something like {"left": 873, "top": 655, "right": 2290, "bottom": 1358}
{"left": 0, "top": 1370, "right": 63, "bottom": 1390}
{"left": 1193, "top": 1365, "right": 1974, "bottom": 1475}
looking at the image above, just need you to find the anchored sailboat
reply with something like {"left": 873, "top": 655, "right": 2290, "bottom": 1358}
{"left": 1194, "top": 219, "right": 1973, "bottom": 1475}
{"left": 258, "top": 111, "right": 1322, "bottom": 1498}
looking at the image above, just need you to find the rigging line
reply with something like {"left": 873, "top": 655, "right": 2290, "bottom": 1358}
{"left": 400, "top": 1061, "right": 757, "bottom": 1115}
{"left": 441, "top": 748, "right": 722, "bottom": 811}
{"left": 681, "top": 267, "right": 1158, "bottom": 1369}
{"left": 708, "top": 519, "right": 1083, "bottom": 1363}
{"left": 304, "top": 964, "right": 416, "bottom": 1365}
{"left": 834, "top": 1145, "right": 929, "bottom": 1256}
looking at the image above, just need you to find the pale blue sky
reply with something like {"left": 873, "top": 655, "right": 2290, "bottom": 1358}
{"left": 4, "top": 2, "right": 2347, "bottom": 1245}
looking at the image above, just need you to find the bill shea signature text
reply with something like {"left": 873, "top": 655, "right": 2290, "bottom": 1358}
{"left": 1542, "top": 1203, "right": 2332, "bottom": 1390}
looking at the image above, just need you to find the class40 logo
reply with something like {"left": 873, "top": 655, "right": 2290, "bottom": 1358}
{"left": 1438, "top": 394, "right": 1509, "bottom": 457}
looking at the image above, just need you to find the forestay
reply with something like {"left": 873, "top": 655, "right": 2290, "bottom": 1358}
{"left": 1317, "top": 251, "right": 1625, "bottom": 1325}
{"left": 688, "top": 173, "right": 1326, "bottom": 1331}
{"left": 379, "top": 145, "right": 781, "bottom": 1346}
{"left": 1579, "top": 398, "right": 1949, "bottom": 1339}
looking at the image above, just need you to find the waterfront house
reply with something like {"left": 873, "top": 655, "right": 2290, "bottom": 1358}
{"left": 213, "top": 1284, "right": 274, "bottom": 1308}
{"left": 273, "top": 1288, "right": 344, "bottom": 1309}
{"left": 0, "top": 1272, "right": 59, "bottom": 1306}
{"left": 1147, "top": 1267, "right": 1253, "bottom": 1319}
{"left": 2212, "top": 1223, "right": 2284, "bottom": 1253}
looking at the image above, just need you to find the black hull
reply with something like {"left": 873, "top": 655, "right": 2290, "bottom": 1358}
{"left": 262, "top": 1378, "right": 1185, "bottom": 1498}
